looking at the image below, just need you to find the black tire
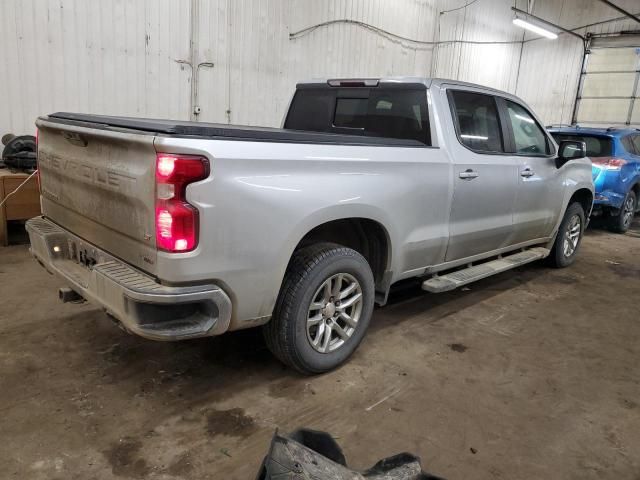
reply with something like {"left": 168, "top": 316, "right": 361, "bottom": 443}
{"left": 263, "top": 243, "right": 375, "bottom": 375}
{"left": 608, "top": 190, "right": 636, "bottom": 233}
{"left": 548, "top": 202, "right": 586, "bottom": 268}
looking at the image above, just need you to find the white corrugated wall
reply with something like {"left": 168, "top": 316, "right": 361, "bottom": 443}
{"left": 0, "top": 0, "right": 193, "bottom": 135}
{"left": 1, "top": 0, "right": 639, "bottom": 135}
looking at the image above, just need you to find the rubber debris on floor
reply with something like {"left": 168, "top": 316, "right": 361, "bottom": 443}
{"left": 255, "top": 428, "right": 444, "bottom": 479}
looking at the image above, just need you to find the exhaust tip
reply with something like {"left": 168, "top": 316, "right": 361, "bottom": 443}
{"left": 59, "top": 287, "right": 83, "bottom": 303}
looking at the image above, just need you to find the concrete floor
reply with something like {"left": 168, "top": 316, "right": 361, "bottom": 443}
{"left": 1, "top": 219, "right": 639, "bottom": 480}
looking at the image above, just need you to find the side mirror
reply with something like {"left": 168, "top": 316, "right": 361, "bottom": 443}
{"left": 556, "top": 140, "right": 586, "bottom": 168}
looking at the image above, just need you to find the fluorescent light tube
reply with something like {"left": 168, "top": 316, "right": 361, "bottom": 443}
{"left": 513, "top": 18, "right": 558, "bottom": 39}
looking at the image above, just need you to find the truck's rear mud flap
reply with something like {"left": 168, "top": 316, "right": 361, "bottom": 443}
{"left": 255, "top": 428, "right": 444, "bottom": 479}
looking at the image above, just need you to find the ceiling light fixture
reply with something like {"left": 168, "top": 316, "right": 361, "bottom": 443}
{"left": 511, "top": 7, "right": 586, "bottom": 42}
{"left": 512, "top": 17, "right": 558, "bottom": 39}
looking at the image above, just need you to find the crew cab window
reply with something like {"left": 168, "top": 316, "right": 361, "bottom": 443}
{"left": 284, "top": 87, "right": 431, "bottom": 145}
{"left": 505, "top": 100, "right": 550, "bottom": 155}
{"left": 551, "top": 134, "right": 612, "bottom": 157}
{"left": 449, "top": 91, "right": 503, "bottom": 153}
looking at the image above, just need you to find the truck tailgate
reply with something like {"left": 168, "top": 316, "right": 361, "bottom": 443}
{"left": 36, "top": 117, "right": 158, "bottom": 274}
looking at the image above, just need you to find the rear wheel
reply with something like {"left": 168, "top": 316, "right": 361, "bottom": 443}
{"left": 608, "top": 190, "right": 636, "bottom": 233}
{"left": 263, "top": 243, "right": 375, "bottom": 375}
{"left": 548, "top": 202, "right": 585, "bottom": 268}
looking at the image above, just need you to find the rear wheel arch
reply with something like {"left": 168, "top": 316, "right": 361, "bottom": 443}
{"left": 287, "top": 218, "right": 392, "bottom": 304}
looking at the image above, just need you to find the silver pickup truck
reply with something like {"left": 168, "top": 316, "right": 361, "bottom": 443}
{"left": 28, "top": 77, "right": 593, "bottom": 374}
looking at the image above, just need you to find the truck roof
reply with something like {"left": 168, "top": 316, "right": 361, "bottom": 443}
{"left": 296, "top": 76, "right": 526, "bottom": 102}
{"left": 548, "top": 126, "right": 639, "bottom": 138}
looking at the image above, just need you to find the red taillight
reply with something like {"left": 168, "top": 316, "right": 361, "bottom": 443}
{"left": 591, "top": 156, "right": 627, "bottom": 170}
{"left": 156, "top": 153, "right": 208, "bottom": 183}
{"left": 155, "top": 153, "right": 209, "bottom": 252}
{"left": 608, "top": 158, "right": 627, "bottom": 168}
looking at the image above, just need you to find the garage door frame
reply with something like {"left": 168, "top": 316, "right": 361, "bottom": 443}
{"left": 572, "top": 34, "right": 640, "bottom": 126}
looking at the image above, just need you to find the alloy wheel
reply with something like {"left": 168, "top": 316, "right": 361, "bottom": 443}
{"left": 562, "top": 214, "right": 582, "bottom": 258}
{"left": 622, "top": 195, "right": 635, "bottom": 229}
{"left": 306, "top": 273, "right": 363, "bottom": 353}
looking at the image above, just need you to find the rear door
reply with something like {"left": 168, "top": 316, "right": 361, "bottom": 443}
{"left": 36, "top": 118, "right": 158, "bottom": 274}
{"left": 500, "top": 98, "right": 564, "bottom": 243}
{"left": 444, "top": 89, "right": 518, "bottom": 261}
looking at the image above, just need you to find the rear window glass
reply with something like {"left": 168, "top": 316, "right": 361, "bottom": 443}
{"left": 621, "top": 135, "right": 640, "bottom": 155}
{"left": 334, "top": 98, "right": 367, "bottom": 128}
{"left": 551, "top": 134, "right": 613, "bottom": 157}
{"left": 285, "top": 89, "right": 335, "bottom": 133}
{"left": 284, "top": 87, "right": 430, "bottom": 145}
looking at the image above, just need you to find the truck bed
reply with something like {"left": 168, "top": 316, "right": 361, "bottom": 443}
{"left": 48, "top": 113, "right": 425, "bottom": 147}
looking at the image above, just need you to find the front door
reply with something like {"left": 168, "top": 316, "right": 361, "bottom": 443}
{"left": 445, "top": 89, "right": 518, "bottom": 262}
{"left": 501, "top": 98, "right": 564, "bottom": 243}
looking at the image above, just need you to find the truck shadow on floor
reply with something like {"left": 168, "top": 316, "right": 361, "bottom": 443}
{"left": 56, "top": 258, "right": 553, "bottom": 396}
{"left": 586, "top": 214, "right": 640, "bottom": 237}
{"left": 369, "top": 262, "right": 551, "bottom": 335}
{"left": 46, "top": 218, "right": 626, "bottom": 399}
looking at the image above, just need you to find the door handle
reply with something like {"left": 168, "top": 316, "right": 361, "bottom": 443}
{"left": 459, "top": 169, "right": 479, "bottom": 180}
{"left": 520, "top": 168, "right": 535, "bottom": 177}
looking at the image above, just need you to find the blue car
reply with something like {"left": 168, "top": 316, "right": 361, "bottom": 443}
{"left": 549, "top": 127, "right": 640, "bottom": 233}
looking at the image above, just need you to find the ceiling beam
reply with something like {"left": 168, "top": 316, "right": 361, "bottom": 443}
{"left": 597, "top": 0, "right": 640, "bottom": 24}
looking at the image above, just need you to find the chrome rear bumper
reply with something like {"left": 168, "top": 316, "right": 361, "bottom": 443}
{"left": 26, "top": 216, "right": 232, "bottom": 341}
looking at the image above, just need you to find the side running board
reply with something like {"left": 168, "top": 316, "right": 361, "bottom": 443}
{"left": 422, "top": 247, "right": 550, "bottom": 293}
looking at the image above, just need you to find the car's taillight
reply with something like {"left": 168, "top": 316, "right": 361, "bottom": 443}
{"left": 591, "top": 156, "right": 627, "bottom": 170}
{"left": 155, "top": 153, "right": 209, "bottom": 253}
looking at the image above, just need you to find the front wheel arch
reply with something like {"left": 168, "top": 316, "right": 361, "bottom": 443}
{"left": 567, "top": 188, "right": 594, "bottom": 219}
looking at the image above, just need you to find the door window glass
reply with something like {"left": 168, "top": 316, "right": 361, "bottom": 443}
{"left": 505, "top": 100, "right": 550, "bottom": 155}
{"left": 450, "top": 91, "right": 504, "bottom": 153}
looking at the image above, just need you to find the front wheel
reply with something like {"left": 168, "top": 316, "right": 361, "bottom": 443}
{"left": 548, "top": 202, "right": 586, "bottom": 268}
{"left": 263, "top": 243, "right": 375, "bottom": 375}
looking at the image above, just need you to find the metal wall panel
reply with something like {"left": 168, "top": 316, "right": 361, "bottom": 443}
{"left": 196, "top": 0, "right": 442, "bottom": 126}
{"left": 2, "top": 0, "right": 639, "bottom": 135}
{"left": 434, "top": 0, "right": 526, "bottom": 93}
{"left": 195, "top": 0, "right": 530, "bottom": 125}
{"left": 0, "top": 0, "right": 192, "bottom": 135}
